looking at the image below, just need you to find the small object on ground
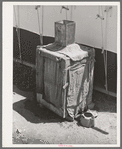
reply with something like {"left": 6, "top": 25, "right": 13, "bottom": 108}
{"left": 16, "top": 129, "right": 21, "bottom": 134}
{"left": 87, "top": 109, "right": 98, "bottom": 118}
{"left": 80, "top": 112, "right": 94, "bottom": 128}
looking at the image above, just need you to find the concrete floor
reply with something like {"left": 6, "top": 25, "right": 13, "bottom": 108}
{"left": 13, "top": 85, "right": 117, "bottom": 145}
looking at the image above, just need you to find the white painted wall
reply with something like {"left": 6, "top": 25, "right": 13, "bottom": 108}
{"left": 13, "top": 5, "right": 117, "bottom": 53}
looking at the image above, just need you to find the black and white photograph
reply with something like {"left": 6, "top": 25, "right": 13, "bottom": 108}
{"left": 2, "top": 1, "right": 120, "bottom": 147}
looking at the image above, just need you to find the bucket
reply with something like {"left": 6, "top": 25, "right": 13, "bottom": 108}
{"left": 80, "top": 112, "right": 94, "bottom": 128}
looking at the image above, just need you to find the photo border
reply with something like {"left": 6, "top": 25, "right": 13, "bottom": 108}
{"left": 2, "top": 1, "right": 121, "bottom": 148}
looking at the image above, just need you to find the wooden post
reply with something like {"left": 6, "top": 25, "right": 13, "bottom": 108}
{"left": 61, "top": 59, "right": 69, "bottom": 118}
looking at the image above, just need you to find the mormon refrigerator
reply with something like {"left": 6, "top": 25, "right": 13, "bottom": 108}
{"left": 36, "top": 43, "right": 95, "bottom": 121}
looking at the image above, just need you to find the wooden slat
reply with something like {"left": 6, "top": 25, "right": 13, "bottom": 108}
{"left": 13, "top": 58, "right": 35, "bottom": 69}
{"left": 37, "top": 93, "right": 64, "bottom": 118}
{"left": 61, "top": 59, "right": 70, "bottom": 118}
{"left": 44, "top": 58, "right": 57, "bottom": 104}
{"left": 36, "top": 48, "right": 44, "bottom": 94}
{"left": 93, "top": 86, "right": 116, "bottom": 97}
{"left": 37, "top": 46, "right": 70, "bottom": 62}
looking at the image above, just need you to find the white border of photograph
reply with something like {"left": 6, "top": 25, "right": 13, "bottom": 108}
{"left": 2, "top": 1, "right": 120, "bottom": 147}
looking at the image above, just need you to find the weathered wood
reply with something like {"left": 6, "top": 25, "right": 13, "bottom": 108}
{"left": 93, "top": 86, "right": 116, "bottom": 97}
{"left": 36, "top": 45, "right": 96, "bottom": 120}
{"left": 61, "top": 59, "right": 69, "bottom": 118}
{"left": 44, "top": 57, "right": 57, "bottom": 104}
{"left": 37, "top": 93, "right": 64, "bottom": 118}
{"left": 36, "top": 48, "right": 44, "bottom": 94}
{"left": 37, "top": 46, "right": 70, "bottom": 62}
{"left": 13, "top": 58, "right": 35, "bottom": 69}
{"left": 55, "top": 20, "right": 75, "bottom": 46}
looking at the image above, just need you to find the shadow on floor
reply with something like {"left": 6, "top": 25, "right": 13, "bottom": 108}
{"left": 13, "top": 85, "right": 64, "bottom": 123}
{"left": 13, "top": 85, "right": 35, "bottom": 100}
{"left": 13, "top": 98, "right": 64, "bottom": 124}
{"left": 13, "top": 85, "right": 116, "bottom": 125}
